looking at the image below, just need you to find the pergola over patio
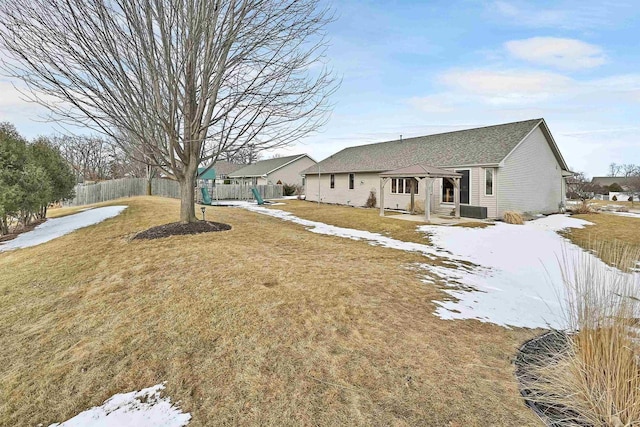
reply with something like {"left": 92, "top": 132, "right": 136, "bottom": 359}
{"left": 379, "top": 164, "right": 462, "bottom": 221}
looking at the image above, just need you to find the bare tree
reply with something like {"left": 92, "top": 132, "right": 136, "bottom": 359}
{"left": 621, "top": 164, "right": 640, "bottom": 178}
{"left": 51, "top": 135, "right": 115, "bottom": 182}
{"left": 627, "top": 174, "right": 640, "bottom": 205}
{"left": 0, "top": 0, "right": 337, "bottom": 223}
{"left": 220, "top": 143, "right": 262, "bottom": 164}
{"left": 566, "top": 171, "right": 598, "bottom": 201}
{"left": 608, "top": 163, "right": 622, "bottom": 177}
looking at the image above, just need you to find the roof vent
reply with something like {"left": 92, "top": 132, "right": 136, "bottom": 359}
{"left": 400, "top": 134, "right": 403, "bottom": 142}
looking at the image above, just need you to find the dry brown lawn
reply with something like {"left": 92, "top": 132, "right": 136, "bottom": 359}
{"left": 266, "top": 200, "right": 489, "bottom": 245}
{"left": 0, "top": 196, "right": 540, "bottom": 426}
{"left": 561, "top": 212, "right": 640, "bottom": 265}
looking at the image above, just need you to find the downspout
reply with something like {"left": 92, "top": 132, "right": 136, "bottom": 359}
{"left": 495, "top": 168, "right": 499, "bottom": 219}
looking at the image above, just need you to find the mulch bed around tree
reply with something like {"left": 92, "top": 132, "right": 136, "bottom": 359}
{"left": 515, "top": 331, "right": 591, "bottom": 427}
{"left": 132, "top": 220, "right": 231, "bottom": 240}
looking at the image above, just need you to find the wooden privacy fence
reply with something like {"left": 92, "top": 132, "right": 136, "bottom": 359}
{"left": 64, "top": 178, "right": 283, "bottom": 206}
{"left": 197, "top": 183, "right": 283, "bottom": 203}
{"left": 64, "top": 178, "right": 180, "bottom": 206}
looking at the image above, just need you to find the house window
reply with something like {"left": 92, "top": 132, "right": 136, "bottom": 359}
{"left": 348, "top": 173, "right": 354, "bottom": 189}
{"left": 302, "top": 177, "right": 305, "bottom": 186}
{"left": 391, "top": 178, "right": 418, "bottom": 195}
{"left": 330, "top": 174, "right": 335, "bottom": 189}
{"left": 485, "top": 169, "right": 494, "bottom": 196}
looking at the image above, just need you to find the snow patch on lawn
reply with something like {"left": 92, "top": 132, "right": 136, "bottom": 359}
{"left": 0, "top": 206, "right": 127, "bottom": 252}
{"left": 49, "top": 383, "right": 190, "bottom": 427}
{"left": 242, "top": 206, "right": 640, "bottom": 329}
{"left": 609, "top": 211, "right": 640, "bottom": 218}
{"left": 417, "top": 215, "right": 602, "bottom": 329}
{"left": 241, "top": 205, "right": 462, "bottom": 262}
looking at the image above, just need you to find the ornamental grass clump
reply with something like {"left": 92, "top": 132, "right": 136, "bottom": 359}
{"left": 503, "top": 211, "right": 524, "bottom": 224}
{"left": 525, "top": 241, "right": 640, "bottom": 426}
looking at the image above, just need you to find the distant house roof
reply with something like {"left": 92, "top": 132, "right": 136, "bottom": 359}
{"left": 198, "top": 161, "right": 243, "bottom": 180}
{"left": 301, "top": 119, "right": 568, "bottom": 175}
{"left": 229, "top": 154, "right": 313, "bottom": 178}
{"left": 591, "top": 176, "right": 636, "bottom": 189}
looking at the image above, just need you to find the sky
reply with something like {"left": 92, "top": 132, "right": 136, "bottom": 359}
{"left": 1, "top": 0, "right": 639, "bottom": 177}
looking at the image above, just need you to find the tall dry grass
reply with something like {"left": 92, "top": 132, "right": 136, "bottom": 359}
{"left": 503, "top": 211, "right": 524, "bottom": 225}
{"left": 526, "top": 241, "right": 640, "bottom": 426}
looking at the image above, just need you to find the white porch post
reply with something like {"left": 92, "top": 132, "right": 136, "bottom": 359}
{"left": 454, "top": 177, "right": 461, "bottom": 218}
{"left": 379, "top": 177, "right": 388, "bottom": 216}
{"left": 425, "top": 177, "right": 431, "bottom": 221}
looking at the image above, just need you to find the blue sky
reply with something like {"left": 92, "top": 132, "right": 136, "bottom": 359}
{"left": 2, "top": 0, "right": 639, "bottom": 176}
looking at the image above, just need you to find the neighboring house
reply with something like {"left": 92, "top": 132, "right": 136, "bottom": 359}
{"left": 301, "top": 119, "right": 571, "bottom": 219}
{"left": 229, "top": 154, "right": 316, "bottom": 186}
{"left": 198, "top": 161, "right": 243, "bottom": 186}
{"left": 591, "top": 176, "right": 636, "bottom": 191}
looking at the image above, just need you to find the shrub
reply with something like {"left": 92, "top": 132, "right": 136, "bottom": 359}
{"left": 282, "top": 183, "right": 297, "bottom": 196}
{"left": 608, "top": 183, "right": 623, "bottom": 192}
{"left": 523, "top": 242, "right": 640, "bottom": 426}
{"left": 503, "top": 211, "right": 524, "bottom": 224}
{"left": 572, "top": 202, "right": 594, "bottom": 215}
{"left": 629, "top": 196, "right": 634, "bottom": 202}
{"left": 612, "top": 195, "right": 618, "bottom": 201}
{"left": 405, "top": 200, "right": 425, "bottom": 214}
{"left": 365, "top": 190, "right": 376, "bottom": 208}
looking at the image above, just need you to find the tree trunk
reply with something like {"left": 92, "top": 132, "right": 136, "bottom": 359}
{"left": 146, "top": 178, "right": 152, "bottom": 196}
{"left": 179, "top": 172, "right": 197, "bottom": 224}
{"left": 0, "top": 214, "right": 7, "bottom": 235}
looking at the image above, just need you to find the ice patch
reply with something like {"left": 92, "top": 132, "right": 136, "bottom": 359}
{"left": 0, "top": 206, "right": 127, "bottom": 252}
{"left": 48, "top": 383, "right": 190, "bottom": 427}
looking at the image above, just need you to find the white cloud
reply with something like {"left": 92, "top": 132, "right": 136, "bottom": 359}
{"left": 438, "top": 69, "right": 573, "bottom": 105}
{"left": 489, "top": 1, "right": 631, "bottom": 30}
{"left": 505, "top": 37, "right": 606, "bottom": 70}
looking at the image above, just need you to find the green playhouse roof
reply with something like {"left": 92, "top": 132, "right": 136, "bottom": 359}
{"left": 197, "top": 167, "right": 216, "bottom": 180}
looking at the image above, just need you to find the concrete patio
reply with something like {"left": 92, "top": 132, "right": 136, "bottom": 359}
{"left": 387, "top": 212, "right": 494, "bottom": 225}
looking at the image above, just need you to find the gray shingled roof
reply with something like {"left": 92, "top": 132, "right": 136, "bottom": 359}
{"left": 301, "top": 119, "right": 544, "bottom": 175}
{"left": 229, "top": 154, "right": 309, "bottom": 178}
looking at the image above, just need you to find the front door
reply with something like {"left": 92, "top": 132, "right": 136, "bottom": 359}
{"left": 456, "top": 170, "right": 470, "bottom": 204}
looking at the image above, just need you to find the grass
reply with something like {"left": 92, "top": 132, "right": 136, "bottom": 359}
{"left": 265, "top": 200, "right": 488, "bottom": 245}
{"left": 0, "top": 196, "right": 540, "bottom": 426}
{"left": 503, "top": 211, "right": 524, "bottom": 225}
{"left": 524, "top": 241, "right": 640, "bottom": 425}
{"left": 561, "top": 212, "right": 640, "bottom": 266}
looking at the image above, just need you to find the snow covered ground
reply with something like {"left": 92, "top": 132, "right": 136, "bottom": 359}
{"left": 242, "top": 205, "right": 640, "bottom": 329}
{"left": 610, "top": 211, "right": 640, "bottom": 218}
{"left": 49, "top": 383, "right": 190, "bottom": 427}
{"left": 0, "top": 206, "right": 127, "bottom": 252}
{"left": 417, "top": 215, "right": 615, "bottom": 329}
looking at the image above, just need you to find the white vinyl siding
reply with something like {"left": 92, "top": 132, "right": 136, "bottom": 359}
{"left": 266, "top": 156, "right": 316, "bottom": 186}
{"left": 497, "top": 126, "right": 564, "bottom": 216}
